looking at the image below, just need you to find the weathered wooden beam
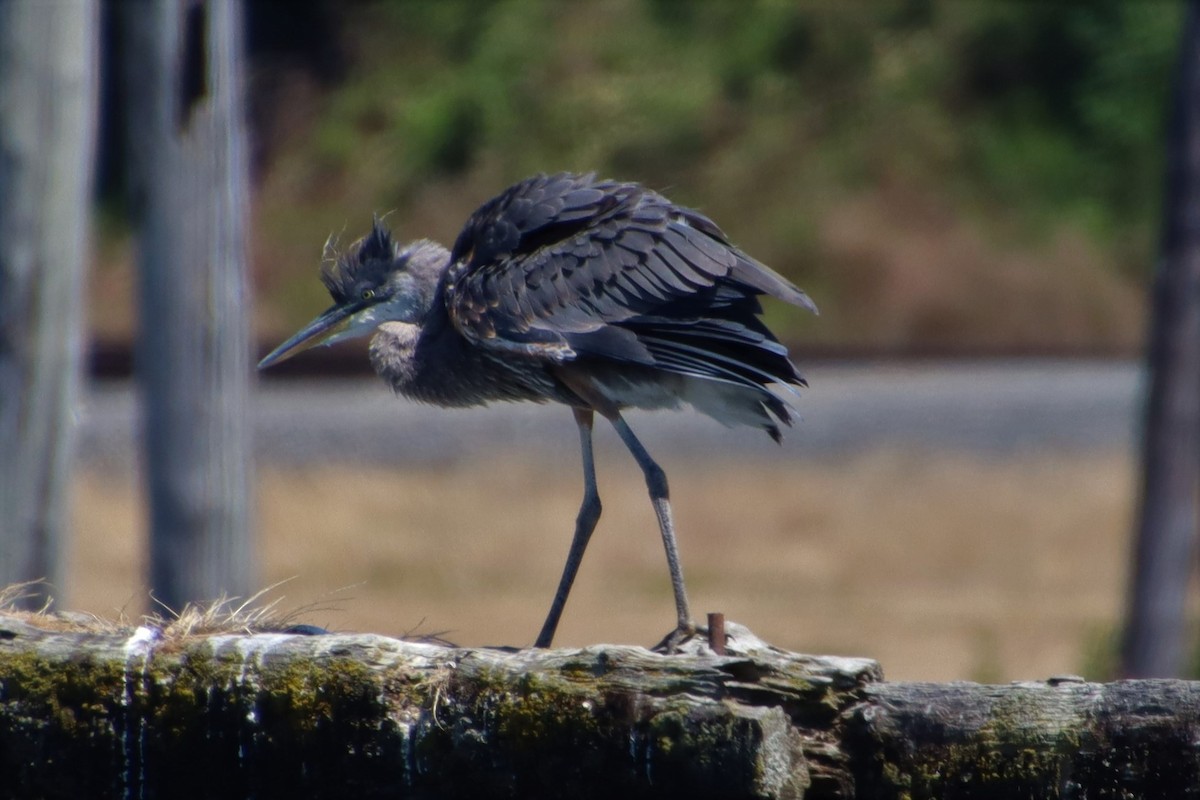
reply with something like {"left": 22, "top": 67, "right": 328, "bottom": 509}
{"left": 846, "top": 679, "right": 1200, "bottom": 798}
{"left": 1, "top": 613, "right": 1197, "bottom": 799}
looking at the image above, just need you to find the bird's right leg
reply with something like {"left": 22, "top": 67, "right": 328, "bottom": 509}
{"left": 609, "top": 412, "right": 695, "bottom": 650}
{"left": 535, "top": 408, "right": 602, "bottom": 648}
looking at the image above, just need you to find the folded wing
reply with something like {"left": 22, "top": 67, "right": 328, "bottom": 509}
{"left": 442, "top": 172, "right": 816, "bottom": 437}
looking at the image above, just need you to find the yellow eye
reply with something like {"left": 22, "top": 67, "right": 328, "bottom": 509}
{"left": 360, "top": 288, "right": 375, "bottom": 301}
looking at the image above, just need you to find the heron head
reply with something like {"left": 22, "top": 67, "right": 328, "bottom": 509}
{"left": 258, "top": 218, "right": 449, "bottom": 369}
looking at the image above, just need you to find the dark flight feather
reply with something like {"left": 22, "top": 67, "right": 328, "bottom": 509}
{"left": 442, "top": 173, "right": 815, "bottom": 416}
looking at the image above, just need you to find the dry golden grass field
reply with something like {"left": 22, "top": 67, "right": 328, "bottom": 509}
{"left": 69, "top": 447, "right": 1140, "bottom": 683}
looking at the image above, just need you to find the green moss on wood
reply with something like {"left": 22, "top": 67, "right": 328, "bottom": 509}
{"left": 0, "top": 649, "right": 126, "bottom": 727}
{"left": 0, "top": 650, "right": 130, "bottom": 798}
{"left": 140, "top": 646, "right": 406, "bottom": 798}
{"left": 899, "top": 690, "right": 1083, "bottom": 795}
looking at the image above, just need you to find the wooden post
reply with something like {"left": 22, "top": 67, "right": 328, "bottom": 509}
{"left": 1122, "top": 0, "right": 1200, "bottom": 678}
{"left": 0, "top": 1, "right": 99, "bottom": 607}
{"left": 121, "top": 0, "right": 255, "bottom": 610}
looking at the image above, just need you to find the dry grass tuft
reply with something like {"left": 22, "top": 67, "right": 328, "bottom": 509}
{"left": 0, "top": 580, "right": 123, "bottom": 634}
{"left": 146, "top": 582, "right": 302, "bottom": 638}
{"left": 0, "top": 581, "right": 52, "bottom": 614}
{"left": 0, "top": 579, "right": 338, "bottom": 639}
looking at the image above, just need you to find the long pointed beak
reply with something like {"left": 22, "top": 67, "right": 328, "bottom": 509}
{"left": 258, "top": 303, "right": 359, "bottom": 370}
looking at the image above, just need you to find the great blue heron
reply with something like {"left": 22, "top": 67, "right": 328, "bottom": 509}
{"left": 259, "top": 172, "right": 816, "bottom": 649}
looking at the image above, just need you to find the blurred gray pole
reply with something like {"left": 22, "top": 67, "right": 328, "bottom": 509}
{"left": 1122, "top": 0, "right": 1200, "bottom": 679}
{"left": 123, "top": 0, "right": 255, "bottom": 610}
{"left": 0, "top": 1, "right": 99, "bottom": 608}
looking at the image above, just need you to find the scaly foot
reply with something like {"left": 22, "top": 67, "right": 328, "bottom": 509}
{"left": 651, "top": 621, "right": 700, "bottom": 654}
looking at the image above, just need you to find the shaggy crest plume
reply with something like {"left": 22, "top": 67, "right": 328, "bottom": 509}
{"left": 319, "top": 216, "right": 398, "bottom": 305}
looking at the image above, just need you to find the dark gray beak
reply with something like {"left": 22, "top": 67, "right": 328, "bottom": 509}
{"left": 257, "top": 303, "right": 360, "bottom": 370}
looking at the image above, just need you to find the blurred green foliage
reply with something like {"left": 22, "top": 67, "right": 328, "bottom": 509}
{"left": 956, "top": 2, "right": 1182, "bottom": 252}
{"left": 251, "top": 0, "right": 1183, "bottom": 348}
{"left": 313, "top": 0, "right": 1179, "bottom": 229}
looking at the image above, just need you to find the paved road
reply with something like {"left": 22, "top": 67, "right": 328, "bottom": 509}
{"left": 78, "top": 360, "right": 1142, "bottom": 468}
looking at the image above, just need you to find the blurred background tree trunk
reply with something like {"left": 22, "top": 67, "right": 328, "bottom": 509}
{"left": 0, "top": 1, "right": 99, "bottom": 609}
{"left": 1122, "top": 0, "right": 1200, "bottom": 679}
{"left": 122, "top": 0, "right": 255, "bottom": 611}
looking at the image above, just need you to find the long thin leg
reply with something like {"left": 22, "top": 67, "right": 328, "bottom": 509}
{"left": 535, "top": 408, "right": 602, "bottom": 648}
{"left": 609, "top": 413, "right": 693, "bottom": 636}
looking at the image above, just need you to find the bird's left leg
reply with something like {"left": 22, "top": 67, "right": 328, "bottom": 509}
{"left": 535, "top": 408, "right": 603, "bottom": 648}
{"left": 609, "top": 412, "right": 695, "bottom": 649}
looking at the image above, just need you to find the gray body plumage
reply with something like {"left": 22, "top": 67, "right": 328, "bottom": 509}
{"left": 262, "top": 172, "right": 816, "bottom": 648}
